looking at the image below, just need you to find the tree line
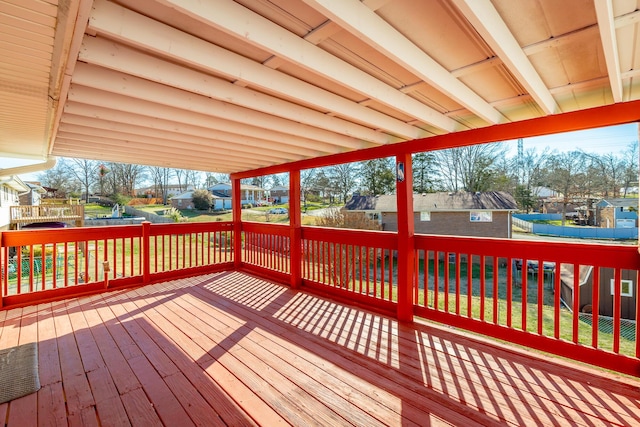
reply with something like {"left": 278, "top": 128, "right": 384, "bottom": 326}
{"left": 36, "top": 140, "right": 638, "bottom": 211}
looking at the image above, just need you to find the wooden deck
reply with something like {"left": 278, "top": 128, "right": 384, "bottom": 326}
{"left": 0, "top": 271, "right": 639, "bottom": 426}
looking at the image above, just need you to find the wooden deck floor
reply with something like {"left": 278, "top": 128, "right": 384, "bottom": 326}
{"left": 0, "top": 271, "right": 639, "bottom": 426}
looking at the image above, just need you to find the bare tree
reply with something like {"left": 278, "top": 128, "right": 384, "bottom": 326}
{"left": 330, "top": 163, "right": 360, "bottom": 204}
{"left": 37, "top": 158, "right": 76, "bottom": 197}
{"left": 543, "top": 151, "right": 586, "bottom": 225}
{"left": 67, "top": 158, "right": 98, "bottom": 202}
{"left": 149, "top": 166, "right": 172, "bottom": 204}
{"left": 300, "top": 169, "right": 316, "bottom": 210}
{"left": 435, "top": 143, "right": 507, "bottom": 192}
{"left": 621, "top": 142, "right": 639, "bottom": 197}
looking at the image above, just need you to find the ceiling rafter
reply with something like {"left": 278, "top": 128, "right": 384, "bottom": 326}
{"left": 61, "top": 102, "right": 333, "bottom": 159}
{"left": 69, "top": 63, "right": 370, "bottom": 154}
{"left": 451, "top": 0, "right": 558, "bottom": 115}
{"left": 302, "top": 0, "right": 505, "bottom": 125}
{"left": 154, "top": 0, "right": 460, "bottom": 133}
{"left": 56, "top": 130, "right": 282, "bottom": 167}
{"left": 78, "top": 36, "right": 395, "bottom": 147}
{"left": 89, "top": 0, "right": 424, "bottom": 139}
{"left": 52, "top": 143, "right": 244, "bottom": 172}
{"left": 594, "top": 0, "right": 623, "bottom": 103}
{"left": 59, "top": 114, "right": 309, "bottom": 162}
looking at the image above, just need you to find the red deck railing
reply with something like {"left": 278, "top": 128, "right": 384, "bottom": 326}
{"left": 0, "top": 222, "right": 234, "bottom": 307}
{"left": 238, "top": 223, "right": 640, "bottom": 376}
{"left": 1, "top": 220, "right": 639, "bottom": 376}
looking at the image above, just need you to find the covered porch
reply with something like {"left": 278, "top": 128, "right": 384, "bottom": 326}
{"left": 2, "top": 0, "right": 640, "bottom": 425}
{"left": 2, "top": 270, "right": 638, "bottom": 426}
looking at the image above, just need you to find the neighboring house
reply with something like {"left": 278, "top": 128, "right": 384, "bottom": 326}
{"left": 135, "top": 184, "right": 194, "bottom": 198}
{"left": 269, "top": 185, "right": 289, "bottom": 204}
{"left": 170, "top": 191, "right": 195, "bottom": 210}
{"left": 344, "top": 191, "right": 518, "bottom": 238}
{"left": 560, "top": 264, "right": 637, "bottom": 320}
{"left": 596, "top": 198, "right": 638, "bottom": 228}
{"left": 619, "top": 186, "right": 639, "bottom": 196}
{"left": 208, "top": 183, "right": 266, "bottom": 206}
{"left": 0, "top": 175, "right": 29, "bottom": 230}
{"left": 532, "top": 186, "right": 559, "bottom": 199}
{"left": 18, "top": 181, "right": 46, "bottom": 206}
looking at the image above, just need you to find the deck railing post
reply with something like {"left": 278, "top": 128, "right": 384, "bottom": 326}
{"left": 232, "top": 178, "right": 242, "bottom": 268}
{"left": 289, "top": 170, "right": 302, "bottom": 289}
{"left": 142, "top": 221, "right": 151, "bottom": 284}
{"left": 396, "top": 152, "right": 415, "bottom": 322}
{"left": 0, "top": 231, "right": 3, "bottom": 309}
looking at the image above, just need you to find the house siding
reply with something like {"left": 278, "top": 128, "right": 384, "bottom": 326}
{"left": 561, "top": 269, "right": 637, "bottom": 320}
{"left": 380, "top": 211, "right": 511, "bottom": 238}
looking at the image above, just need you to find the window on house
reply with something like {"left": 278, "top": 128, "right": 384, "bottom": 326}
{"left": 610, "top": 279, "right": 634, "bottom": 297}
{"left": 470, "top": 211, "right": 492, "bottom": 222}
{"left": 420, "top": 211, "right": 431, "bottom": 221}
{"left": 367, "top": 212, "right": 380, "bottom": 222}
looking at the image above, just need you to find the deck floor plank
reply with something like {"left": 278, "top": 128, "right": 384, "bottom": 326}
{"left": 0, "top": 272, "right": 638, "bottom": 426}
{"left": 126, "top": 299, "right": 263, "bottom": 426}
{"left": 164, "top": 286, "right": 421, "bottom": 427}
{"left": 192, "top": 278, "right": 489, "bottom": 426}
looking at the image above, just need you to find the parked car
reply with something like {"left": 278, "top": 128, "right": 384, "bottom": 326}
{"left": 268, "top": 208, "right": 288, "bottom": 214}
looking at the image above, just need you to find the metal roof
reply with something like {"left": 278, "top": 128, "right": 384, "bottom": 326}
{"left": 2, "top": 0, "right": 639, "bottom": 174}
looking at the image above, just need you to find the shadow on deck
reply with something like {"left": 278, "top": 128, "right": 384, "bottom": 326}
{"left": 0, "top": 271, "right": 638, "bottom": 425}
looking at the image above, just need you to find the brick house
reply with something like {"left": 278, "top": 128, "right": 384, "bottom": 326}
{"left": 344, "top": 191, "right": 518, "bottom": 238}
{"left": 269, "top": 185, "right": 289, "bottom": 204}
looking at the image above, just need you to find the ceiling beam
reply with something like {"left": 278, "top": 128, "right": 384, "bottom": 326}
{"left": 594, "top": 0, "right": 623, "bottom": 103}
{"left": 70, "top": 63, "right": 371, "bottom": 153}
{"left": 152, "top": 0, "right": 460, "bottom": 133}
{"left": 54, "top": 134, "right": 268, "bottom": 169}
{"left": 58, "top": 116, "right": 308, "bottom": 162}
{"left": 65, "top": 101, "right": 344, "bottom": 160}
{"left": 52, "top": 142, "right": 243, "bottom": 173}
{"left": 78, "top": 36, "right": 395, "bottom": 147}
{"left": 302, "top": 0, "right": 504, "bottom": 125}
{"left": 89, "top": 0, "right": 427, "bottom": 139}
{"left": 451, "top": 0, "right": 558, "bottom": 115}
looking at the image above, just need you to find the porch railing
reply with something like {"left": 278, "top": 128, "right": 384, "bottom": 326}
{"left": 241, "top": 222, "right": 291, "bottom": 282}
{"left": 2, "top": 221, "right": 639, "bottom": 376}
{"left": 0, "top": 222, "right": 234, "bottom": 307}
{"left": 301, "top": 227, "right": 398, "bottom": 313}
{"left": 240, "top": 224, "right": 640, "bottom": 376}
{"left": 10, "top": 204, "right": 84, "bottom": 225}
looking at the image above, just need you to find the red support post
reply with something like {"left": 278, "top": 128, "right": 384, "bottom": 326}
{"left": 232, "top": 178, "right": 242, "bottom": 269}
{"left": 142, "top": 221, "right": 151, "bottom": 285}
{"left": 289, "top": 170, "right": 302, "bottom": 289}
{"left": 396, "top": 152, "right": 415, "bottom": 322}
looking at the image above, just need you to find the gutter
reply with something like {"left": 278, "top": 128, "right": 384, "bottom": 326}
{"left": 0, "top": 157, "right": 57, "bottom": 180}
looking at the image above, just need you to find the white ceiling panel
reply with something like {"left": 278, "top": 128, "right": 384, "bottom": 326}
{"left": 1, "top": 0, "right": 639, "bottom": 173}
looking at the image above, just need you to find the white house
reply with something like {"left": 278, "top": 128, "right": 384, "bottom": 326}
{"left": 208, "top": 183, "right": 266, "bottom": 207}
{"left": 0, "top": 175, "right": 29, "bottom": 229}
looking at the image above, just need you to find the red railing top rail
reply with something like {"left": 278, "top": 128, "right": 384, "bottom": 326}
{"left": 1, "top": 225, "right": 143, "bottom": 246}
{"left": 149, "top": 221, "right": 233, "bottom": 236}
{"left": 302, "top": 226, "right": 398, "bottom": 249}
{"left": 241, "top": 222, "right": 290, "bottom": 236}
{"left": 414, "top": 234, "right": 640, "bottom": 270}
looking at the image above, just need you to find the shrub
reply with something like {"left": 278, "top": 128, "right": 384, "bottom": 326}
{"left": 164, "top": 207, "right": 186, "bottom": 222}
{"left": 192, "top": 189, "right": 213, "bottom": 210}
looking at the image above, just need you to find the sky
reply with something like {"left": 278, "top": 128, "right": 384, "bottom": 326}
{"left": 1, "top": 123, "right": 638, "bottom": 183}
{"left": 504, "top": 122, "right": 639, "bottom": 157}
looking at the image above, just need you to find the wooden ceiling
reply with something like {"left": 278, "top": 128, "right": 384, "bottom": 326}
{"left": 1, "top": 0, "right": 639, "bottom": 174}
